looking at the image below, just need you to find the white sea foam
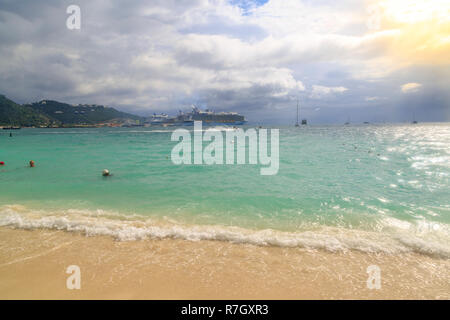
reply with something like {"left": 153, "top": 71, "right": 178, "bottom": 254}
{"left": 110, "top": 130, "right": 172, "bottom": 133}
{"left": 39, "top": 131, "right": 94, "bottom": 134}
{"left": 193, "top": 126, "right": 237, "bottom": 132}
{"left": 0, "top": 204, "right": 449, "bottom": 259}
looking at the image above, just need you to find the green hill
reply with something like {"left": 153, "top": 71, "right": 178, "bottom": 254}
{"left": 0, "top": 95, "right": 144, "bottom": 127}
{"left": 27, "top": 100, "right": 143, "bottom": 125}
{"left": 0, "top": 95, "right": 51, "bottom": 127}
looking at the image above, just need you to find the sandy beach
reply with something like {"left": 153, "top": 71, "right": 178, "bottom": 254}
{"left": 0, "top": 227, "right": 448, "bottom": 300}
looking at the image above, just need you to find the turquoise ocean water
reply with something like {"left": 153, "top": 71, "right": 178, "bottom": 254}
{"left": 1, "top": 124, "right": 449, "bottom": 257}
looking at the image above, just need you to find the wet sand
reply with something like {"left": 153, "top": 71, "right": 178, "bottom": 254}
{"left": 0, "top": 227, "right": 449, "bottom": 299}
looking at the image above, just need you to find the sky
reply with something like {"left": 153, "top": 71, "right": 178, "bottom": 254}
{"left": 0, "top": 0, "right": 449, "bottom": 124}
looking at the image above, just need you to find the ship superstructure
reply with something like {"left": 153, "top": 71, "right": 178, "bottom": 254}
{"left": 147, "top": 106, "right": 247, "bottom": 126}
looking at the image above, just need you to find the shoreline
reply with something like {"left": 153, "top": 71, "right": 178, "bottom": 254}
{"left": 0, "top": 227, "right": 449, "bottom": 299}
{"left": 1, "top": 203, "right": 449, "bottom": 258}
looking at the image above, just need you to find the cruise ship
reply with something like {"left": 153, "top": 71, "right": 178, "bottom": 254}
{"left": 147, "top": 106, "right": 247, "bottom": 126}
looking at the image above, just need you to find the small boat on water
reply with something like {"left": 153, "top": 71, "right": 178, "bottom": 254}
{"left": 412, "top": 111, "right": 418, "bottom": 124}
{"left": 2, "top": 126, "right": 21, "bottom": 130}
{"left": 344, "top": 116, "right": 350, "bottom": 125}
{"left": 295, "top": 98, "right": 307, "bottom": 126}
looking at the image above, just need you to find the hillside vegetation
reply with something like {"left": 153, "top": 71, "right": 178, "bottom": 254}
{"left": 0, "top": 94, "right": 143, "bottom": 127}
{"left": 0, "top": 95, "right": 51, "bottom": 127}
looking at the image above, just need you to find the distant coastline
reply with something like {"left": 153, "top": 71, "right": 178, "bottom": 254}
{"left": 0, "top": 94, "right": 143, "bottom": 128}
{"left": 0, "top": 94, "right": 248, "bottom": 128}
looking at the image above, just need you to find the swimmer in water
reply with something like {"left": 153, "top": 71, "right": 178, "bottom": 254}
{"left": 29, "top": 160, "right": 35, "bottom": 167}
{"left": 0, "top": 161, "right": 4, "bottom": 166}
{"left": 102, "top": 169, "right": 111, "bottom": 177}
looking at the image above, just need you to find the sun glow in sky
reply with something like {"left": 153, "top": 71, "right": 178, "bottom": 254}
{"left": 367, "top": 0, "right": 450, "bottom": 65}
{"left": 380, "top": 0, "right": 449, "bottom": 24}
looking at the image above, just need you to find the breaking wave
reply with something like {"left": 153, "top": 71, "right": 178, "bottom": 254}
{"left": 0, "top": 204, "right": 449, "bottom": 259}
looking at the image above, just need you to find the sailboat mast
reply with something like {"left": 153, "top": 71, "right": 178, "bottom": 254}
{"left": 296, "top": 98, "right": 299, "bottom": 127}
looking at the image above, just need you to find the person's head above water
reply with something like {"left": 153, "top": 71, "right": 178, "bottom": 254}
{"left": 0, "top": 161, "right": 4, "bottom": 166}
{"left": 102, "top": 169, "right": 110, "bottom": 176}
{"left": 29, "top": 160, "right": 35, "bottom": 167}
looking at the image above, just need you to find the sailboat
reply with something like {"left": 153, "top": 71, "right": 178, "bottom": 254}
{"left": 412, "top": 111, "right": 418, "bottom": 124}
{"left": 295, "top": 98, "right": 307, "bottom": 126}
{"left": 344, "top": 116, "right": 350, "bottom": 125}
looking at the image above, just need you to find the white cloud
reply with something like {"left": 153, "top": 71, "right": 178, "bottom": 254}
{"left": 247, "top": 0, "right": 360, "bottom": 37}
{"left": 401, "top": 83, "right": 422, "bottom": 93}
{"left": 310, "top": 85, "right": 348, "bottom": 99}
